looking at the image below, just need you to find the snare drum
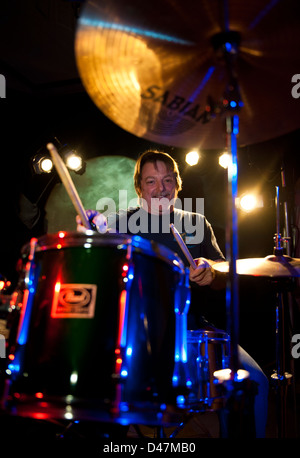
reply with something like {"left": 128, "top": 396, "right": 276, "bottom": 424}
{"left": 187, "top": 329, "right": 230, "bottom": 411}
{"left": 2, "top": 232, "right": 186, "bottom": 425}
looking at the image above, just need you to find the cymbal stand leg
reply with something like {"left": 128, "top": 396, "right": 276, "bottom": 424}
{"left": 271, "top": 286, "right": 292, "bottom": 438}
{"left": 155, "top": 426, "right": 166, "bottom": 438}
{"left": 271, "top": 187, "right": 293, "bottom": 438}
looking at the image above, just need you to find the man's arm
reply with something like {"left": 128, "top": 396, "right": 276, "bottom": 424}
{"left": 189, "top": 258, "right": 227, "bottom": 290}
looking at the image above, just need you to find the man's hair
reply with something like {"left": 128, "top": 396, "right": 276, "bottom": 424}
{"left": 133, "top": 150, "right": 182, "bottom": 196}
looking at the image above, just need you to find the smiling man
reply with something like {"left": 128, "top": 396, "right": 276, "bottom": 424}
{"left": 135, "top": 154, "right": 179, "bottom": 215}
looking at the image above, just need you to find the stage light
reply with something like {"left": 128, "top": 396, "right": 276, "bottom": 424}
{"left": 240, "top": 194, "right": 257, "bottom": 212}
{"left": 185, "top": 150, "right": 200, "bottom": 166}
{"left": 218, "top": 152, "right": 231, "bottom": 169}
{"left": 32, "top": 154, "right": 53, "bottom": 174}
{"left": 65, "top": 152, "right": 82, "bottom": 171}
{"left": 236, "top": 192, "right": 263, "bottom": 212}
{"left": 63, "top": 150, "right": 86, "bottom": 175}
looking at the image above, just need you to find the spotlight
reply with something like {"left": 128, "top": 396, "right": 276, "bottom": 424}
{"left": 0, "top": 273, "right": 10, "bottom": 291}
{"left": 218, "top": 152, "right": 231, "bottom": 169}
{"left": 185, "top": 150, "right": 200, "bottom": 166}
{"left": 65, "top": 152, "right": 82, "bottom": 171}
{"left": 236, "top": 192, "right": 263, "bottom": 212}
{"left": 62, "top": 149, "right": 86, "bottom": 175}
{"left": 240, "top": 194, "right": 257, "bottom": 212}
{"left": 32, "top": 154, "right": 53, "bottom": 174}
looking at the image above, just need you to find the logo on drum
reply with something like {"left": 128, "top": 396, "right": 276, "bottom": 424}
{"left": 51, "top": 283, "right": 97, "bottom": 318}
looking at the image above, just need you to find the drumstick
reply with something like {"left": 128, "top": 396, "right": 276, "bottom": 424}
{"left": 46, "top": 143, "right": 91, "bottom": 229}
{"left": 170, "top": 224, "right": 197, "bottom": 269}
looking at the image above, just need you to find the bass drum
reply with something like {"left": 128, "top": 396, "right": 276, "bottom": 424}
{"left": 1, "top": 232, "right": 187, "bottom": 426}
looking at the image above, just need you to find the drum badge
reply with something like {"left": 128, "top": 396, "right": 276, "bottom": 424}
{"left": 51, "top": 283, "right": 97, "bottom": 318}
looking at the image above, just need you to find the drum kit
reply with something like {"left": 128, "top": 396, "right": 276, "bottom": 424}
{"left": 1, "top": 0, "right": 300, "bottom": 439}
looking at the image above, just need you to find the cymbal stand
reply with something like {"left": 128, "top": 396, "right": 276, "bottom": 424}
{"left": 214, "top": 34, "right": 255, "bottom": 437}
{"left": 216, "top": 114, "right": 255, "bottom": 438}
{"left": 225, "top": 113, "right": 240, "bottom": 376}
{"left": 271, "top": 186, "right": 293, "bottom": 438}
{"left": 214, "top": 28, "right": 243, "bottom": 379}
{"left": 280, "top": 165, "right": 298, "bottom": 434}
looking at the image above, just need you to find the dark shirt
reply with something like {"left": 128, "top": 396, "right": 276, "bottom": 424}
{"left": 107, "top": 207, "right": 225, "bottom": 329}
{"left": 107, "top": 207, "right": 225, "bottom": 266}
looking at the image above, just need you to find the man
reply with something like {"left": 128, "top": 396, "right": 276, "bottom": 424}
{"left": 76, "top": 150, "right": 268, "bottom": 437}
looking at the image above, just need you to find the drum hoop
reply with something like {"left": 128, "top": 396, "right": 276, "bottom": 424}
{"left": 21, "top": 232, "right": 185, "bottom": 273}
{"left": 187, "top": 329, "right": 230, "bottom": 342}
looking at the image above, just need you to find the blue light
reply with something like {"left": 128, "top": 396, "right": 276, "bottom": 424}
{"left": 187, "top": 66, "right": 215, "bottom": 102}
{"left": 231, "top": 163, "right": 238, "bottom": 180}
{"left": 119, "top": 418, "right": 130, "bottom": 425}
{"left": 120, "top": 402, "right": 129, "bottom": 412}
{"left": 186, "top": 380, "right": 192, "bottom": 387}
{"left": 80, "top": 18, "right": 194, "bottom": 46}
{"left": 128, "top": 274, "right": 134, "bottom": 280}
{"left": 172, "top": 375, "right": 178, "bottom": 384}
{"left": 121, "top": 369, "right": 128, "bottom": 377}
{"left": 176, "top": 395, "right": 185, "bottom": 406}
{"left": 160, "top": 403, "right": 167, "bottom": 411}
{"left": 126, "top": 347, "right": 132, "bottom": 357}
{"left": 8, "top": 363, "right": 20, "bottom": 373}
{"left": 233, "top": 114, "right": 239, "bottom": 132}
{"left": 225, "top": 42, "right": 232, "bottom": 52}
{"left": 18, "top": 293, "right": 35, "bottom": 346}
{"left": 249, "top": 0, "right": 280, "bottom": 30}
{"left": 230, "top": 101, "right": 237, "bottom": 108}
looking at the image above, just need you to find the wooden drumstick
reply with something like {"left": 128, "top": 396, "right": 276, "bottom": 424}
{"left": 46, "top": 142, "right": 91, "bottom": 229}
{"left": 170, "top": 224, "right": 197, "bottom": 269}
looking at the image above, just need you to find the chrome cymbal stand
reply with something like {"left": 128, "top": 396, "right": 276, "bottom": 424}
{"left": 270, "top": 186, "right": 293, "bottom": 438}
{"left": 214, "top": 32, "right": 256, "bottom": 437}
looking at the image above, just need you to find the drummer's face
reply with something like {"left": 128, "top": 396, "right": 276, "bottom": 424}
{"left": 139, "top": 160, "right": 178, "bottom": 214}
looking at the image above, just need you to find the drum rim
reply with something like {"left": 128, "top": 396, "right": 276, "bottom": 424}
{"left": 187, "top": 329, "right": 230, "bottom": 341}
{"left": 21, "top": 231, "right": 185, "bottom": 272}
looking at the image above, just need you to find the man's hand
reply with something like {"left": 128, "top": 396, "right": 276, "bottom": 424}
{"left": 76, "top": 210, "right": 108, "bottom": 233}
{"left": 189, "top": 257, "right": 216, "bottom": 286}
{"left": 189, "top": 258, "right": 227, "bottom": 290}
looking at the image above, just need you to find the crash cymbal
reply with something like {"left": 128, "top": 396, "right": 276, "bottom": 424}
{"left": 75, "top": 0, "right": 300, "bottom": 149}
{"left": 214, "top": 255, "right": 300, "bottom": 277}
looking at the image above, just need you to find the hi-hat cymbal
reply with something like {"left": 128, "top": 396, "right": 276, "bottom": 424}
{"left": 214, "top": 255, "right": 300, "bottom": 277}
{"left": 75, "top": 0, "right": 300, "bottom": 149}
